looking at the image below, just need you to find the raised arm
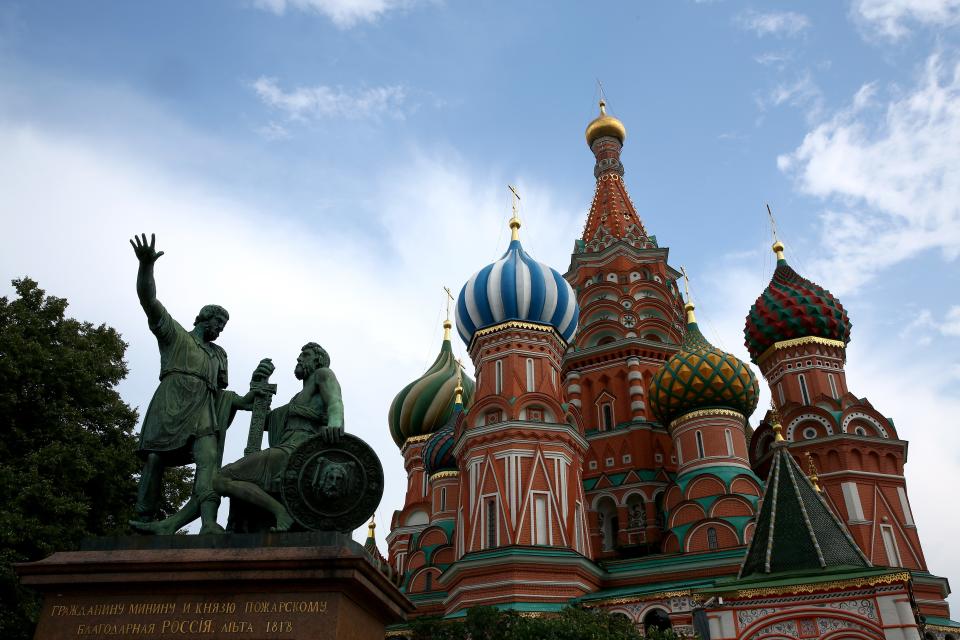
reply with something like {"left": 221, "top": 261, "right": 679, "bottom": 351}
{"left": 129, "top": 233, "right": 166, "bottom": 327}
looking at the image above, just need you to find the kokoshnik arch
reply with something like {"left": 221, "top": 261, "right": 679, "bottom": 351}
{"left": 370, "top": 101, "right": 958, "bottom": 640}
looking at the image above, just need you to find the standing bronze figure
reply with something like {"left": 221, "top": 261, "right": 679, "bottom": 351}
{"left": 129, "top": 233, "right": 272, "bottom": 534}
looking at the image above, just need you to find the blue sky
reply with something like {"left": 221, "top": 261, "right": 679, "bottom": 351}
{"left": 2, "top": 0, "right": 960, "bottom": 604}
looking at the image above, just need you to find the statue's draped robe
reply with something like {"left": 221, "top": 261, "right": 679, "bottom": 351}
{"left": 221, "top": 392, "right": 327, "bottom": 494}
{"left": 139, "top": 305, "right": 234, "bottom": 466}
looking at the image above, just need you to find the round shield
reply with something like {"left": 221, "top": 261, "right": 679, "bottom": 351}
{"left": 281, "top": 433, "right": 384, "bottom": 532}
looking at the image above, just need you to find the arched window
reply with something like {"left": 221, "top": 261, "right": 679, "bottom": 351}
{"left": 828, "top": 373, "right": 839, "bottom": 399}
{"left": 643, "top": 609, "right": 672, "bottom": 635}
{"left": 724, "top": 429, "right": 734, "bottom": 456}
{"left": 707, "top": 527, "right": 718, "bottom": 550}
{"left": 777, "top": 382, "right": 785, "bottom": 405}
{"left": 601, "top": 403, "right": 614, "bottom": 431}
{"left": 798, "top": 374, "right": 810, "bottom": 404}
{"left": 525, "top": 358, "right": 535, "bottom": 392}
{"left": 696, "top": 431, "right": 705, "bottom": 458}
{"left": 494, "top": 360, "right": 503, "bottom": 395}
{"left": 627, "top": 494, "right": 645, "bottom": 528}
{"left": 425, "top": 572, "right": 432, "bottom": 591}
{"left": 597, "top": 497, "right": 618, "bottom": 551}
{"left": 440, "top": 486, "right": 447, "bottom": 511}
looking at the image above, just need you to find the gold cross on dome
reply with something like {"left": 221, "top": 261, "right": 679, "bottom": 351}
{"left": 680, "top": 266, "right": 692, "bottom": 304}
{"left": 766, "top": 203, "right": 779, "bottom": 243}
{"left": 508, "top": 185, "right": 522, "bottom": 241}
{"left": 443, "top": 286, "right": 454, "bottom": 322}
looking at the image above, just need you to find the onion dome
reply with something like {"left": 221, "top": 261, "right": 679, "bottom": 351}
{"left": 744, "top": 241, "right": 851, "bottom": 363}
{"left": 423, "top": 423, "right": 457, "bottom": 476}
{"left": 585, "top": 99, "right": 626, "bottom": 147}
{"left": 388, "top": 321, "right": 475, "bottom": 448}
{"left": 456, "top": 216, "right": 579, "bottom": 347}
{"left": 649, "top": 302, "right": 760, "bottom": 426}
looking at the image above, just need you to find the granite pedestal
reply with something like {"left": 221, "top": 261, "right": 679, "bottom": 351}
{"left": 16, "top": 532, "right": 412, "bottom": 640}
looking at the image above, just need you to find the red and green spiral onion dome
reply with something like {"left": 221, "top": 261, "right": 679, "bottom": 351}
{"left": 649, "top": 304, "right": 760, "bottom": 427}
{"left": 744, "top": 241, "right": 851, "bottom": 364}
{"left": 388, "top": 321, "right": 475, "bottom": 448}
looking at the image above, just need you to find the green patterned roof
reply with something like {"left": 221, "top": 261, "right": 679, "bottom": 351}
{"left": 388, "top": 334, "right": 475, "bottom": 448}
{"left": 648, "top": 319, "right": 759, "bottom": 426}
{"left": 739, "top": 442, "right": 870, "bottom": 578}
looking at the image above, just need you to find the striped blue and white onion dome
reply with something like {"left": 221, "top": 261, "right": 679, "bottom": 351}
{"left": 456, "top": 236, "right": 579, "bottom": 346}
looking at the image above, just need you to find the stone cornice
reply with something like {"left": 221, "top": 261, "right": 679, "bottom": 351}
{"left": 756, "top": 336, "right": 846, "bottom": 366}
{"left": 669, "top": 408, "right": 745, "bottom": 431}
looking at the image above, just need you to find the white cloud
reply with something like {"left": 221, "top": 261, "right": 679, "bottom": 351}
{"left": 736, "top": 10, "right": 810, "bottom": 37}
{"left": 254, "top": 120, "right": 291, "bottom": 141}
{"left": 778, "top": 53, "right": 960, "bottom": 293}
{"left": 251, "top": 76, "right": 408, "bottom": 123}
{"left": 853, "top": 0, "right": 960, "bottom": 40}
{"left": 252, "top": 0, "right": 413, "bottom": 28}
{"left": 941, "top": 305, "right": 960, "bottom": 334}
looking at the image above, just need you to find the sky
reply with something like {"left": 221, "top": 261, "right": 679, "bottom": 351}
{"left": 2, "top": 0, "right": 960, "bottom": 609}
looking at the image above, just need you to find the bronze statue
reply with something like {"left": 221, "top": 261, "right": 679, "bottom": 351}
{"left": 216, "top": 342, "right": 344, "bottom": 531}
{"left": 129, "top": 233, "right": 273, "bottom": 534}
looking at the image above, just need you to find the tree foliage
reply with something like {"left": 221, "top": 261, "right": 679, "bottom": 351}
{"left": 0, "top": 278, "right": 189, "bottom": 639}
{"left": 410, "top": 605, "right": 695, "bottom": 640}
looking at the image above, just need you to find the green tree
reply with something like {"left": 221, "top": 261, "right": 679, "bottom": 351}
{"left": 0, "top": 278, "right": 189, "bottom": 639}
{"left": 410, "top": 605, "right": 696, "bottom": 640}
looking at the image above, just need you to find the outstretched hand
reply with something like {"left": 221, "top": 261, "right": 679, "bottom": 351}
{"left": 130, "top": 233, "right": 165, "bottom": 264}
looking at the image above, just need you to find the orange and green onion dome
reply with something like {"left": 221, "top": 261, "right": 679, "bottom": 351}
{"left": 649, "top": 303, "right": 760, "bottom": 426}
{"left": 388, "top": 321, "right": 475, "bottom": 448}
{"left": 744, "top": 241, "right": 851, "bottom": 364}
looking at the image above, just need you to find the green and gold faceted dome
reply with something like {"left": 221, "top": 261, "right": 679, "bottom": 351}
{"left": 388, "top": 321, "right": 475, "bottom": 448}
{"left": 649, "top": 304, "right": 759, "bottom": 427}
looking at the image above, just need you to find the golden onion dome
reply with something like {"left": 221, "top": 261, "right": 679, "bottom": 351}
{"left": 585, "top": 99, "right": 627, "bottom": 147}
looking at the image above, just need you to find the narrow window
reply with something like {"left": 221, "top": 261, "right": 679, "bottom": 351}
{"left": 551, "top": 367, "right": 557, "bottom": 387}
{"left": 798, "top": 374, "right": 810, "bottom": 404}
{"left": 695, "top": 431, "right": 705, "bottom": 458}
{"left": 724, "top": 429, "right": 734, "bottom": 456}
{"left": 841, "top": 482, "right": 866, "bottom": 522}
{"left": 602, "top": 403, "right": 614, "bottom": 431}
{"left": 533, "top": 495, "right": 548, "bottom": 545}
{"left": 828, "top": 373, "right": 839, "bottom": 399}
{"left": 881, "top": 525, "right": 902, "bottom": 567}
{"left": 574, "top": 503, "right": 584, "bottom": 552}
{"left": 525, "top": 358, "right": 535, "bottom": 392}
{"left": 425, "top": 572, "right": 433, "bottom": 591}
{"left": 707, "top": 527, "right": 718, "bottom": 550}
{"left": 777, "top": 382, "right": 785, "bottom": 405}
{"left": 494, "top": 360, "right": 503, "bottom": 395}
{"left": 440, "top": 486, "right": 447, "bottom": 511}
{"left": 897, "top": 487, "right": 915, "bottom": 526}
{"left": 485, "top": 498, "right": 497, "bottom": 549}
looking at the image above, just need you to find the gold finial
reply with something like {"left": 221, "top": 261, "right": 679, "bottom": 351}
{"left": 443, "top": 286, "right": 455, "bottom": 341}
{"left": 508, "top": 185, "right": 522, "bottom": 241}
{"left": 680, "top": 266, "right": 696, "bottom": 324}
{"left": 767, "top": 204, "right": 786, "bottom": 261}
{"left": 367, "top": 514, "right": 376, "bottom": 537}
{"left": 806, "top": 452, "right": 822, "bottom": 493}
{"left": 454, "top": 358, "right": 464, "bottom": 405}
{"left": 770, "top": 404, "right": 785, "bottom": 442}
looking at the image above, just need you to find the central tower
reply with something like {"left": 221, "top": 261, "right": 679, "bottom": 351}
{"left": 444, "top": 198, "right": 599, "bottom": 612}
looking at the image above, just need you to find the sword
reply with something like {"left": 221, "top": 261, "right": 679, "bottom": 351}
{"left": 245, "top": 377, "right": 278, "bottom": 456}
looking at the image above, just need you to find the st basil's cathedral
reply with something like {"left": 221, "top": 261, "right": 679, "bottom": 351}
{"left": 370, "top": 101, "right": 959, "bottom": 640}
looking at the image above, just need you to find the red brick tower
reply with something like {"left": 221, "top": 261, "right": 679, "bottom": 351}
{"left": 563, "top": 101, "right": 685, "bottom": 558}
{"left": 447, "top": 204, "right": 599, "bottom": 613}
{"left": 745, "top": 240, "right": 950, "bottom": 618}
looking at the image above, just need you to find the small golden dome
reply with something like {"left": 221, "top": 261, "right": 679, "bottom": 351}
{"left": 585, "top": 99, "right": 627, "bottom": 147}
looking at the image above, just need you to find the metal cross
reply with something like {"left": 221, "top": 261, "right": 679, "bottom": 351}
{"left": 508, "top": 184, "right": 521, "bottom": 218}
{"left": 443, "top": 286, "right": 454, "bottom": 322}
{"left": 680, "top": 265, "right": 692, "bottom": 305}
{"left": 766, "top": 203, "right": 779, "bottom": 243}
